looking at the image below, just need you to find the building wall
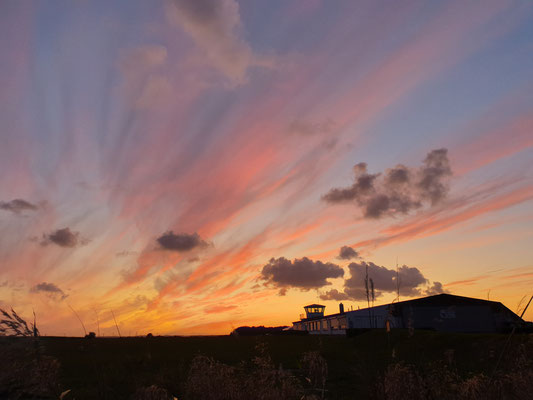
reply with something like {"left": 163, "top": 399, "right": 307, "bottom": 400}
{"left": 492, "top": 308, "right": 521, "bottom": 331}
{"left": 292, "top": 296, "right": 521, "bottom": 334}
{"left": 345, "top": 305, "right": 400, "bottom": 329}
{"left": 398, "top": 305, "right": 495, "bottom": 332}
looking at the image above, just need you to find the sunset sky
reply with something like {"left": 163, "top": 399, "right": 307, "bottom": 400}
{"left": 1, "top": 0, "right": 532, "bottom": 336}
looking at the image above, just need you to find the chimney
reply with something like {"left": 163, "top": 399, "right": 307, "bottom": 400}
{"left": 339, "top": 303, "right": 345, "bottom": 314}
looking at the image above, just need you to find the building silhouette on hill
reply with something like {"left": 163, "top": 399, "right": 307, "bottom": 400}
{"left": 292, "top": 294, "right": 524, "bottom": 334}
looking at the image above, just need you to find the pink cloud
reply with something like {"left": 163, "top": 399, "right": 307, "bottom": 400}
{"left": 352, "top": 184, "right": 533, "bottom": 251}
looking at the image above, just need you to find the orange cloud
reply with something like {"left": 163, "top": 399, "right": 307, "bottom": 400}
{"left": 204, "top": 304, "right": 238, "bottom": 314}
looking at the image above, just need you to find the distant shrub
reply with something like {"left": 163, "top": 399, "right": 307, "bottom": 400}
{"left": 230, "top": 326, "right": 290, "bottom": 336}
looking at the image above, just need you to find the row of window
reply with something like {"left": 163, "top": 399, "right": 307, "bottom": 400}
{"left": 302, "top": 318, "right": 347, "bottom": 331}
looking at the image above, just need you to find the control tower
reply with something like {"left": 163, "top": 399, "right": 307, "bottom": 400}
{"left": 301, "top": 304, "right": 325, "bottom": 320}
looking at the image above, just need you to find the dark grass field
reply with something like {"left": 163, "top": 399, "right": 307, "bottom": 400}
{"left": 2, "top": 330, "right": 532, "bottom": 399}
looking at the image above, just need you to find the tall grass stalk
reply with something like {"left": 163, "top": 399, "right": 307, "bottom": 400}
{"left": 67, "top": 304, "right": 87, "bottom": 336}
{"left": 0, "top": 307, "right": 39, "bottom": 336}
{"left": 111, "top": 309, "right": 122, "bottom": 337}
{"left": 491, "top": 293, "right": 533, "bottom": 379}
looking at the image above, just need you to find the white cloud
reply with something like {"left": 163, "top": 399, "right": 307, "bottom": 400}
{"left": 167, "top": 0, "right": 274, "bottom": 85}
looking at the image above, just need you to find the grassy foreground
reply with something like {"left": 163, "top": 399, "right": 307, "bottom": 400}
{"left": 1, "top": 330, "right": 532, "bottom": 399}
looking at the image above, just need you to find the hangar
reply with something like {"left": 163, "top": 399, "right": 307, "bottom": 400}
{"left": 292, "top": 294, "right": 524, "bottom": 334}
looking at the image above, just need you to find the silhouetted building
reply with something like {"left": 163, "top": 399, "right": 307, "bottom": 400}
{"left": 292, "top": 294, "right": 523, "bottom": 334}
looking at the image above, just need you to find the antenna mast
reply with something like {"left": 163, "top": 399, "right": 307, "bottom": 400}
{"left": 396, "top": 256, "right": 400, "bottom": 302}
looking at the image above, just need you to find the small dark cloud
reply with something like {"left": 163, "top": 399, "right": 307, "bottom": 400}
{"left": 319, "top": 289, "right": 350, "bottom": 301}
{"left": 322, "top": 149, "right": 452, "bottom": 218}
{"left": 337, "top": 246, "right": 360, "bottom": 260}
{"left": 156, "top": 231, "right": 209, "bottom": 252}
{"left": 30, "top": 282, "right": 68, "bottom": 300}
{"left": 425, "top": 281, "right": 448, "bottom": 296}
{"left": 41, "top": 227, "right": 86, "bottom": 248}
{"left": 343, "top": 261, "right": 427, "bottom": 300}
{"left": 418, "top": 149, "right": 452, "bottom": 205}
{"left": 343, "top": 287, "right": 369, "bottom": 301}
{"left": 0, "top": 199, "right": 39, "bottom": 214}
{"left": 327, "top": 260, "right": 445, "bottom": 301}
{"left": 260, "top": 256, "right": 344, "bottom": 294}
{"left": 322, "top": 163, "right": 378, "bottom": 204}
{"left": 386, "top": 165, "right": 410, "bottom": 185}
{"left": 289, "top": 118, "right": 335, "bottom": 136}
